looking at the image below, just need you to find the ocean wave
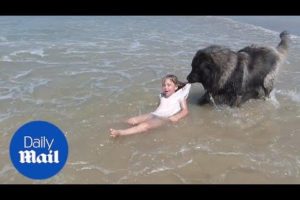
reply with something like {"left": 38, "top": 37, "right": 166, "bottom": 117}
{"left": 61, "top": 68, "right": 101, "bottom": 76}
{"left": 13, "top": 69, "right": 32, "bottom": 80}
{"left": 275, "top": 89, "right": 300, "bottom": 103}
{"left": 0, "top": 56, "right": 12, "bottom": 62}
{"left": 0, "top": 36, "right": 8, "bottom": 42}
{"left": 0, "top": 78, "right": 50, "bottom": 101}
{"left": 0, "top": 112, "right": 11, "bottom": 123}
{"left": 245, "top": 152, "right": 300, "bottom": 178}
{"left": 10, "top": 48, "right": 45, "bottom": 57}
{"left": 78, "top": 165, "right": 113, "bottom": 175}
{"left": 222, "top": 17, "right": 280, "bottom": 36}
{"left": 128, "top": 40, "right": 143, "bottom": 51}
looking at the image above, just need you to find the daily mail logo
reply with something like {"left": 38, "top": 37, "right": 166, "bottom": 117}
{"left": 19, "top": 136, "right": 58, "bottom": 164}
{"left": 10, "top": 121, "right": 68, "bottom": 180}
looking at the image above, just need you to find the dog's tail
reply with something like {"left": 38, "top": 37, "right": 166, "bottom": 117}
{"left": 263, "top": 31, "right": 291, "bottom": 97}
{"left": 276, "top": 31, "right": 290, "bottom": 58}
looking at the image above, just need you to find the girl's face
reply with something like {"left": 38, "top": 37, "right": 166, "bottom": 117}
{"left": 162, "top": 78, "right": 178, "bottom": 97}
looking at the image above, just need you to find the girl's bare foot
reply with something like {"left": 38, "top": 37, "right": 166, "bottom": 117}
{"left": 110, "top": 128, "right": 121, "bottom": 138}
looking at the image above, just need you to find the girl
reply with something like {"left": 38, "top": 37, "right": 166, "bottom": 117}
{"left": 110, "top": 74, "right": 191, "bottom": 137}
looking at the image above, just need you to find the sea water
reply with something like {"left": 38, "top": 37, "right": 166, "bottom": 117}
{"left": 1, "top": 16, "right": 300, "bottom": 183}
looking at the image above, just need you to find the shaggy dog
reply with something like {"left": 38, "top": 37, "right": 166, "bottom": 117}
{"left": 187, "top": 31, "right": 290, "bottom": 107}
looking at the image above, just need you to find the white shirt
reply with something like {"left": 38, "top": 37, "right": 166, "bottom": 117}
{"left": 151, "top": 83, "right": 191, "bottom": 118}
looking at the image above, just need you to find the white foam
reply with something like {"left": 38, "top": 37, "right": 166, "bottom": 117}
{"left": 69, "top": 161, "right": 89, "bottom": 165}
{"left": 222, "top": 17, "right": 285, "bottom": 37}
{"left": 129, "top": 40, "right": 142, "bottom": 50}
{"left": 177, "top": 159, "right": 193, "bottom": 168}
{"left": 62, "top": 68, "right": 100, "bottom": 76}
{"left": 282, "top": 70, "right": 300, "bottom": 74}
{"left": 13, "top": 69, "right": 32, "bottom": 79}
{"left": 2, "top": 79, "right": 50, "bottom": 101}
{"left": 10, "top": 48, "right": 45, "bottom": 57}
{"left": 0, "top": 56, "right": 12, "bottom": 62}
{"left": 194, "top": 144, "right": 212, "bottom": 152}
{"left": 0, "top": 93, "right": 13, "bottom": 100}
{"left": 30, "top": 48, "right": 45, "bottom": 57}
{"left": 223, "top": 17, "right": 300, "bottom": 41}
{"left": 0, "top": 36, "right": 7, "bottom": 42}
{"left": 276, "top": 89, "right": 300, "bottom": 103}
{"left": 209, "top": 151, "right": 244, "bottom": 156}
{"left": 63, "top": 49, "right": 90, "bottom": 55}
{"left": 27, "top": 79, "right": 50, "bottom": 94}
{"left": 269, "top": 89, "right": 280, "bottom": 108}
{"left": 10, "top": 50, "right": 27, "bottom": 56}
{"left": 0, "top": 112, "right": 11, "bottom": 122}
{"left": 148, "top": 166, "right": 173, "bottom": 174}
{"left": 79, "top": 165, "right": 112, "bottom": 175}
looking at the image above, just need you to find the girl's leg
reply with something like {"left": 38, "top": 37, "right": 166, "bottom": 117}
{"left": 126, "top": 113, "right": 153, "bottom": 125}
{"left": 110, "top": 117, "right": 167, "bottom": 137}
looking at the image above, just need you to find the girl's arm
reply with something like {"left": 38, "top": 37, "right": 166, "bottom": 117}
{"left": 168, "top": 99, "right": 189, "bottom": 123}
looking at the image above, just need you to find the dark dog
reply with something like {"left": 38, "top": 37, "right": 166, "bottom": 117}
{"left": 187, "top": 31, "right": 290, "bottom": 107}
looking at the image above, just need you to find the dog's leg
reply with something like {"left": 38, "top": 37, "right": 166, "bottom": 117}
{"left": 256, "top": 86, "right": 267, "bottom": 100}
{"left": 263, "top": 67, "right": 278, "bottom": 98}
{"left": 263, "top": 83, "right": 274, "bottom": 99}
{"left": 241, "top": 90, "right": 258, "bottom": 104}
{"left": 236, "top": 95, "right": 242, "bottom": 107}
{"left": 208, "top": 92, "right": 217, "bottom": 107}
{"left": 231, "top": 95, "right": 242, "bottom": 107}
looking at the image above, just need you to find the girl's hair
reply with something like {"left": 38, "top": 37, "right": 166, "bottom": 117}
{"left": 162, "top": 74, "right": 186, "bottom": 91}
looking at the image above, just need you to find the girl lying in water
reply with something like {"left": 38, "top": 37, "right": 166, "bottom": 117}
{"left": 110, "top": 74, "right": 191, "bottom": 137}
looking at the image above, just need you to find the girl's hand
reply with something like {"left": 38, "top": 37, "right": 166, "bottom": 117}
{"left": 168, "top": 116, "right": 179, "bottom": 123}
{"left": 127, "top": 118, "right": 137, "bottom": 125}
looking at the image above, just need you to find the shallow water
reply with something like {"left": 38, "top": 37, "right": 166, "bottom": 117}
{"left": 0, "top": 16, "right": 300, "bottom": 183}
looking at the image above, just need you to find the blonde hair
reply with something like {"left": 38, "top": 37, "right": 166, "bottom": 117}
{"left": 162, "top": 74, "right": 186, "bottom": 91}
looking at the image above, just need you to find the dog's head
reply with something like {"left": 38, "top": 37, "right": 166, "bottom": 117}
{"left": 187, "top": 45, "right": 238, "bottom": 92}
{"left": 187, "top": 49, "right": 216, "bottom": 90}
